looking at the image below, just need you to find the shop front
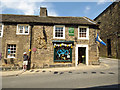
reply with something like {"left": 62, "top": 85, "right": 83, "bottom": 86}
{"left": 52, "top": 41, "right": 74, "bottom": 63}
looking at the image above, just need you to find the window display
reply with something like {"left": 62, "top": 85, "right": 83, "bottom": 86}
{"left": 54, "top": 43, "right": 72, "bottom": 62}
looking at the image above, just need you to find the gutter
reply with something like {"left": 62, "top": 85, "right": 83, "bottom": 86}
{"left": 28, "top": 24, "right": 33, "bottom": 70}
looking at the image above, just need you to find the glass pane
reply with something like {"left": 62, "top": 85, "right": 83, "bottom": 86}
{"left": 7, "top": 44, "right": 16, "bottom": 58}
{"left": 25, "top": 26, "right": 28, "bottom": 33}
{"left": 19, "top": 26, "right": 23, "bottom": 30}
{"left": 55, "top": 46, "right": 71, "bottom": 61}
{"left": 55, "top": 26, "right": 64, "bottom": 37}
{"left": 19, "top": 26, "right": 23, "bottom": 33}
{"left": 19, "top": 30, "right": 22, "bottom": 33}
{"left": 0, "top": 25, "right": 2, "bottom": 31}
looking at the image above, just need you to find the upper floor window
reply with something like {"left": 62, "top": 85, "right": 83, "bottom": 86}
{"left": 78, "top": 26, "right": 89, "bottom": 39}
{"left": 53, "top": 25, "right": 65, "bottom": 39}
{"left": 17, "top": 24, "right": 29, "bottom": 35}
{"left": 0, "top": 24, "right": 3, "bottom": 37}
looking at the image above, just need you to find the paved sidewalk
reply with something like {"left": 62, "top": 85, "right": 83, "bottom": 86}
{"left": 2, "top": 57, "right": 118, "bottom": 77}
{"left": 1, "top": 62, "right": 107, "bottom": 77}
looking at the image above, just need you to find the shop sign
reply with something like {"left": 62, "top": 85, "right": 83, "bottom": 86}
{"left": 69, "top": 27, "right": 74, "bottom": 36}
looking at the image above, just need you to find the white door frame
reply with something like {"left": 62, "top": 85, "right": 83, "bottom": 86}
{"left": 75, "top": 44, "right": 89, "bottom": 66}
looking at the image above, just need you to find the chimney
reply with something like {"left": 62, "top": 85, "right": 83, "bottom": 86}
{"left": 40, "top": 7, "right": 48, "bottom": 17}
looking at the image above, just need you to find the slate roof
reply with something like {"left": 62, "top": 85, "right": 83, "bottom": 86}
{"left": 0, "top": 14, "right": 98, "bottom": 26}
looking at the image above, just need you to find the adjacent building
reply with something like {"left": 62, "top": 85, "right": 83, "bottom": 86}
{"left": 94, "top": 1, "right": 120, "bottom": 59}
{"left": 0, "top": 7, "right": 99, "bottom": 69}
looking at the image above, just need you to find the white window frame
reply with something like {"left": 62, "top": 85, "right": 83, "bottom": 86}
{"left": 0, "top": 23, "right": 4, "bottom": 37}
{"left": 7, "top": 44, "right": 16, "bottom": 59}
{"left": 78, "top": 26, "right": 89, "bottom": 40}
{"left": 53, "top": 25, "right": 65, "bottom": 39}
{"left": 16, "top": 24, "right": 30, "bottom": 35}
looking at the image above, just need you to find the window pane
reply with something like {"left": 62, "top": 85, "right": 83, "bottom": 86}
{"left": 79, "top": 28, "right": 87, "bottom": 38}
{"left": 55, "top": 26, "right": 64, "bottom": 37}
{"left": 54, "top": 46, "right": 71, "bottom": 61}
{"left": 20, "top": 26, "right": 23, "bottom": 30}
{"left": 0, "top": 25, "right": 2, "bottom": 31}
{"left": 0, "top": 25, "right": 2, "bottom": 37}
{"left": 25, "top": 26, "right": 28, "bottom": 33}
{"left": 7, "top": 44, "right": 16, "bottom": 58}
{"left": 19, "top": 26, "right": 23, "bottom": 33}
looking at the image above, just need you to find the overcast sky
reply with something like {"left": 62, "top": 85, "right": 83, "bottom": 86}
{"left": 0, "top": 0, "right": 114, "bottom": 19}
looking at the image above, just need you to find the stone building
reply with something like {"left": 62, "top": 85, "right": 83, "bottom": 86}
{"left": 0, "top": 7, "right": 99, "bottom": 69}
{"left": 94, "top": 1, "right": 120, "bottom": 59}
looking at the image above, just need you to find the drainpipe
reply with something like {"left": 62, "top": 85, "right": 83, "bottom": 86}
{"left": 116, "top": 32, "right": 118, "bottom": 58}
{"left": 28, "top": 24, "right": 33, "bottom": 70}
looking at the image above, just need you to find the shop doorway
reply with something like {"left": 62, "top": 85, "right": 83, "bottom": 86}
{"left": 78, "top": 47, "right": 86, "bottom": 64}
{"left": 75, "top": 44, "right": 88, "bottom": 66}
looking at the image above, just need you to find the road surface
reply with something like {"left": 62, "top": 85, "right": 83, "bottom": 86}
{"left": 2, "top": 58, "right": 119, "bottom": 89}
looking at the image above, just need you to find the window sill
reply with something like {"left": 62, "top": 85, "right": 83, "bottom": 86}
{"left": 53, "top": 37, "right": 65, "bottom": 39}
{"left": 16, "top": 33, "right": 29, "bottom": 35}
{"left": 78, "top": 38, "right": 89, "bottom": 40}
{"left": 4, "top": 57, "right": 17, "bottom": 59}
{"left": 54, "top": 60, "right": 71, "bottom": 62}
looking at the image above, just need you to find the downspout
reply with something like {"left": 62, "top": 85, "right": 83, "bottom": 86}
{"left": 116, "top": 32, "right": 118, "bottom": 58}
{"left": 28, "top": 24, "right": 33, "bottom": 70}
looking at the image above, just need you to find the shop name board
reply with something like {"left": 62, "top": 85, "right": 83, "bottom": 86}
{"left": 69, "top": 27, "right": 74, "bottom": 36}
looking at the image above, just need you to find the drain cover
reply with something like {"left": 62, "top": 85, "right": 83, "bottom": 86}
{"left": 68, "top": 71, "right": 72, "bottom": 73}
{"left": 36, "top": 70, "right": 39, "bottom": 72}
{"left": 60, "top": 72, "right": 64, "bottom": 74}
{"left": 91, "top": 72, "right": 96, "bottom": 74}
{"left": 109, "top": 72, "right": 115, "bottom": 74}
{"left": 42, "top": 70, "right": 46, "bottom": 72}
{"left": 83, "top": 72, "right": 87, "bottom": 74}
{"left": 54, "top": 71, "right": 58, "bottom": 74}
{"left": 100, "top": 72, "right": 105, "bottom": 74}
{"left": 30, "top": 70, "right": 34, "bottom": 72}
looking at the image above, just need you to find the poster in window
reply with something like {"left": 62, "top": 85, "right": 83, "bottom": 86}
{"left": 55, "top": 47, "right": 71, "bottom": 61}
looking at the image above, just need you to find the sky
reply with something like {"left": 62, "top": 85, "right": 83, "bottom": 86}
{"left": 0, "top": 0, "right": 114, "bottom": 19}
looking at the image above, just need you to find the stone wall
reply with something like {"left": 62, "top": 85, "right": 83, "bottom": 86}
{"left": 0, "top": 38, "right": 2, "bottom": 65}
{"left": 0, "top": 38, "right": 2, "bottom": 52}
{"left": 31, "top": 25, "right": 99, "bottom": 68}
{"left": 1, "top": 24, "right": 31, "bottom": 67}
{"left": 95, "top": 2, "right": 120, "bottom": 58}
{"left": 1, "top": 23, "right": 99, "bottom": 69}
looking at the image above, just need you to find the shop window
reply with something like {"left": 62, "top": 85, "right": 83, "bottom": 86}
{"left": 54, "top": 44, "right": 72, "bottom": 62}
{"left": 0, "top": 24, "right": 3, "bottom": 37}
{"left": 17, "top": 24, "right": 29, "bottom": 35}
{"left": 78, "top": 26, "right": 89, "bottom": 39}
{"left": 53, "top": 25, "right": 65, "bottom": 39}
{"left": 7, "top": 44, "right": 16, "bottom": 58}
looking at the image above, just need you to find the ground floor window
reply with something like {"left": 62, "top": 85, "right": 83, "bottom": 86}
{"left": 54, "top": 44, "right": 72, "bottom": 62}
{"left": 7, "top": 44, "right": 16, "bottom": 58}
